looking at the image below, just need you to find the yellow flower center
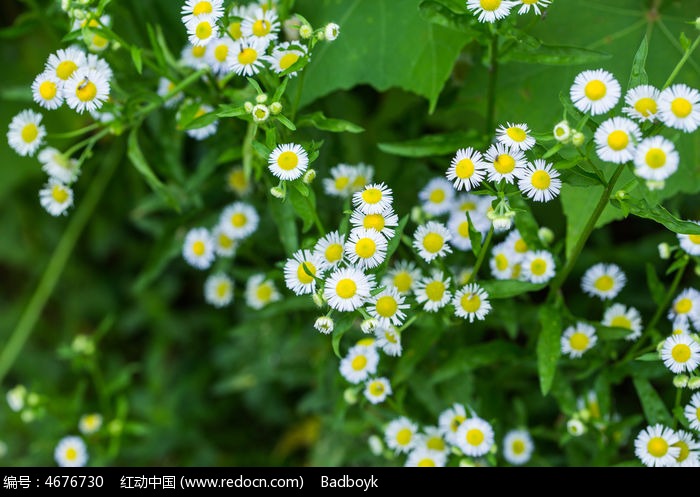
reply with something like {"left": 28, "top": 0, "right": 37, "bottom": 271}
{"left": 458, "top": 221, "right": 470, "bottom": 238}
{"left": 252, "top": 19, "right": 271, "bottom": 37}
{"left": 39, "top": 81, "right": 57, "bottom": 100}
{"left": 429, "top": 189, "right": 446, "bottom": 204}
{"left": 675, "top": 297, "right": 692, "bottom": 314}
{"left": 51, "top": 185, "right": 69, "bottom": 203}
{"left": 238, "top": 48, "right": 257, "bottom": 65}
{"left": 584, "top": 80, "right": 606, "bottom": 101}
{"left": 91, "top": 33, "right": 108, "bottom": 49}
{"left": 423, "top": 233, "right": 444, "bottom": 253}
{"left": 512, "top": 439, "right": 526, "bottom": 454}
{"left": 369, "top": 381, "right": 385, "bottom": 396}
{"left": 363, "top": 214, "right": 385, "bottom": 231}
{"left": 279, "top": 52, "right": 300, "bottom": 70}
{"left": 396, "top": 428, "right": 412, "bottom": 446}
{"left": 228, "top": 22, "right": 242, "bottom": 39}
{"left": 355, "top": 238, "right": 376, "bottom": 259}
{"left": 610, "top": 315, "right": 631, "bottom": 329}
{"left": 56, "top": 60, "right": 78, "bottom": 80}
{"left": 218, "top": 233, "right": 233, "bottom": 249}
{"left": 671, "top": 97, "right": 692, "bottom": 118}
{"left": 296, "top": 262, "right": 316, "bottom": 284}
{"left": 647, "top": 437, "right": 668, "bottom": 458}
{"left": 569, "top": 332, "right": 590, "bottom": 351}
{"left": 216, "top": 282, "right": 230, "bottom": 298}
{"left": 192, "top": 241, "right": 205, "bottom": 256}
{"left": 690, "top": 234, "right": 700, "bottom": 245}
{"left": 351, "top": 355, "right": 367, "bottom": 371}
{"left": 353, "top": 175, "right": 367, "bottom": 188}
{"left": 324, "top": 243, "right": 343, "bottom": 263}
{"left": 607, "top": 130, "right": 629, "bottom": 151}
{"left": 530, "top": 258, "right": 547, "bottom": 276}
{"left": 634, "top": 97, "right": 657, "bottom": 117}
{"left": 479, "top": 0, "right": 501, "bottom": 11}
{"left": 456, "top": 158, "right": 475, "bottom": 179}
{"left": 21, "top": 123, "right": 38, "bottom": 143}
{"left": 461, "top": 293, "right": 481, "bottom": 313}
{"left": 521, "top": 0, "right": 538, "bottom": 4}
{"left": 494, "top": 154, "right": 516, "bottom": 174}
{"left": 514, "top": 238, "right": 528, "bottom": 253}
{"left": 65, "top": 448, "right": 78, "bottom": 461}
{"left": 531, "top": 170, "right": 551, "bottom": 190}
{"left": 228, "top": 169, "right": 248, "bottom": 192}
{"left": 673, "top": 440, "right": 690, "bottom": 463}
{"left": 466, "top": 428, "right": 485, "bottom": 446}
{"left": 450, "top": 416, "right": 465, "bottom": 432}
{"left": 427, "top": 436, "right": 445, "bottom": 451}
{"left": 376, "top": 296, "right": 398, "bottom": 318}
{"left": 594, "top": 275, "right": 614, "bottom": 292}
{"left": 393, "top": 272, "right": 412, "bottom": 293}
{"left": 276, "top": 151, "right": 298, "bottom": 171}
{"left": 214, "top": 44, "right": 228, "bottom": 62}
{"left": 76, "top": 80, "right": 97, "bottom": 102}
{"left": 425, "top": 281, "right": 445, "bottom": 302}
{"left": 460, "top": 201, "right": 476, "bottom": 212}
{"left": 417, "top": 459, "right": 435, "bottom": 467}
{"left": 256, "top": 284, "right": 272, "bottom": 302}
{"left": 231, "top": 213, "right": 247, "bottom": 228}
{"left": 336, "top": 278, "right": 357, "bottom": 299}
{"left": 511, "top": 263, "right": 522, "bottom": 279}
{"left": 671, "top": 343, "right": 691, "bottom": 363}
{"left": 362, "top": 188, "right": 382, "bottom": 204}
{"left": 506, "top": 127, "right": 527, "bottom": 142}
{"left": 334, "top": 176, "right": 349, "bottom": 190}
{"left": 191, "top": 45, "right": 206, "bottom": 58}
{"left": 384, "top": 330, "right": 398, "bottom": 344}
{"left": 192, "top": 1, "right": 212, "bottom": 15}
{"left": 495, "top": 253, "right": 509, "bottom": 271}
{"left": 645, "top": 148, "right": 666, "bottom": 169}
{"left": 195, "top": 21, "right": 212, "bottom": 40}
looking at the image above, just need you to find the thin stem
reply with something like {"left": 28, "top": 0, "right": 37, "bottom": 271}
{"left": 663, "top": 34, "right": 700, "bottom": 89}
{"left": 0, "top": 141, "right": 124, "bottom": 384}
{"left": 485, "top": 33, "right": 499, "bottom": 136}
{"left": 672, "top": 388, "right": 682, "bottom": 430}
{"left": 547, "top": 164, "right": 626, "bottom": 301}
{"left": 468, "top": 226, "right": 494, "bottom": 284}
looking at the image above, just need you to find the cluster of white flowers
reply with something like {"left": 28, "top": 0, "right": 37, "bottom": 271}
{"left": 489, "top": 229, "right": 556, "bottom": 285}
{"left": 634, "top": 423, "right": 699, "bottom": 467}
{"left": 466, "top": 0, "right": 552, "bottom": 23}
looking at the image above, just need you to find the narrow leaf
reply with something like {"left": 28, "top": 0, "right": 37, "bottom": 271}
{"left": 378, "top": 131, "right": 480, "bottom": 158}
{"left": 633, "top": 378, "right": 673, "bottom": 426}
{"left": 537, "top": 304, "right": 562, "bottom": 396}
{"left": 297, "top": 111, "right": 364, "bottom": 133}
{"left": 127, "top": 128, "right": 179, "bottom": 211}
{"left": 628, "top": 34, "right": 648, "bottom": 89}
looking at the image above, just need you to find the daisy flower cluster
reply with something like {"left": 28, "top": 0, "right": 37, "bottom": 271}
{"left": 567, "top": 68, "right": 699, "bottom": 191}
{"left": 466, "top": 0, "right": 552, "bottom": 23}
{"left": 656, "top": 287, "right": 700, "bottom": 379}
{"left": 488, "top": 228, "right": 557, "bottom": 285}
{"left": 634, "top": 423, "right": 699, "bottom": 467}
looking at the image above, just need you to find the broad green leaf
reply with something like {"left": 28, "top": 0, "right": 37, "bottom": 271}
{"left": 418, "top": 0, "right": 478, "bottom": 34}
{"left": 632, "top": 378, "right": 673, "bottom": 426}
{"left": 559, "top": 167, "right": 604, "bottom": 187}
{"left": 645, "top": 263, "right": 665, "bottom": 306}
{"left": 378, "top": 131, "right": 480, "bottom": 158}
{"left": 127, "top": 128, "right": 179, "bottom": 211}
{"left": 500, "top": 44, "right": 612, "bottom": 66}
{"left": 611, "top": 198, "right": 700, "bottom": 235}
{"left": 293, "top": 0, "right": 472, "bottom": 111}
{"left": 268, "top": 195, "right": 299, "bottom": 255}
{"left": 537, "top": 304, "right": 562, "bottom": 396}
{"left": 289, "top": 185, "right": 317, "bottom": 233}
{"left": 627, "top": 34, "right": 648, "bottom": 89}
{"left": 297, "top": 111, "right": 364, "bottom": 133}
{"left": 635, "top": 352, "right": 660, "bottom": 362}
{"left": 465, "top": 212, "right": 482, "bottom": 257}
{"left": 183, "top": 111, "right": 218, "bottom": 131}
{"left": 480, "top": 279, "right": 546, "bottom": 299}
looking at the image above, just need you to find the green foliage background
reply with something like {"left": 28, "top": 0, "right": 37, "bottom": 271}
{"left": 1, "top": 0, "right": 699, "bottom": 466}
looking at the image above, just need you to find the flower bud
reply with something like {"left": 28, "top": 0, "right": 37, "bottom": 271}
{"left": 324, "top": 23, "right": 340, "bottom": 41}
{"left": 302, "top": 169, "right": 316, "bottom": 184}
{"left": 270, "top": 102, "right": 283, "bottom": 115}
{"left": 299, "top": 24, "right": 313, "bottom": 39}
{"left": 658, "top": 242, "right": 671, "bottom": 260}
{"left": 553, "top": 120, "right": 571, "bottom": 143}
{"left": 673, "top": 374, "right": 689, "bottom": 389}
{"left": 571, "top": 130, "right": 585, "bottom": 147}
{"left": 314, "top": 316, "right": 334, "bottom": 334}
{"left": 270, "top": 186, "right": 285, "bottom": 199}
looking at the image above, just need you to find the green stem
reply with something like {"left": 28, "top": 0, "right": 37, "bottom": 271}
{"left": 64, "top": 127, "right": 111, "bottom": 159}
{"left": 672, "top": 387, "right": 682, "bottom": 430}
{"left": 0, "top": 141, "right": 123, "bottom": 385}
{"left": 547, "top": 164, "right": 625, "bottom": 301}
{"left": 468, "top": 226, "right": 494, "bottom": 284}
{"left": 663, "top": 34, "right": 700, "bottom": 89}
{"left": 48, "top": 122, "right": 102, "bottom": 140}
{"left": 485, "top": 33, "right": 499, "bottom": 136}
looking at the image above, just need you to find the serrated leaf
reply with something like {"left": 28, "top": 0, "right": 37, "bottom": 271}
{"left": 378, "top": 131, "right": 480, "bottom": 158}
{"left": 501, "top": 44, "right": 612, "bottom": 66}
{"left": 632, "top": 378, "right": 673, "bottom": 426}
{"left": 537, "top": 304, "right": 562, "bottom": 396}
{"left": 627, "top": 34, "right": 648, "bottom": 89}
{"left": 611, "top": 198, "right": 700, "bottom": 235}
{"left": 297, "top": 111, "right": 364, "bottom": 133}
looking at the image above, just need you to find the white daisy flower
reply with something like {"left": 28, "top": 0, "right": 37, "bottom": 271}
{"left": 339, "top": 344, "right": 379, "bottom": 384}
{"left": 634, "top": 424, "right": 680, "bottom": 468}
{"left": 496, "top": 122, "right": 536, "bottom": 151}
{"left": 313, "top": 230, "right": 346, "bottom": 272}
{"left": 180, "top": 44, "right": 209, "bottom": 69}
{"left": 364, "top": 377, "right": 392, "bottom": 404}
{"left": 345, "top": 227, "right": 388, "bottom": 270}
{"left": 452, "top": 283, "right": 491, "bottom": 323}
{"left": 516, "top": 0, "right": 550, "bottom": 15}
{"left": 283, "top": 249, "right": 322, "bottom": 296}
{"left": 382, "top": 260, "right": 422, "bottom": 295}
{"left": 581, "top": 263, "right": 626, "bottom": 300}
{"left": 64, "top": 67, "right": 110, "bottom": 114}
{"left": 503, "top": 229, "right": 530, "bottom": 260}
{"left": 45, "top": 46, "right": 86, "bottom": 82}
{"left": 211, "top": 225, "right": 237, "bottom": 258}
{"left": 668, "top": 288, "right": 700, "bottom": 329}
{"left": 245, "top": 273, "right": 281, "bottom": 310}
{"left": 225, "top": 4, "right": 254, "bottom": 40}
{"left": 685, "top": 392, "right": 700, "bottom": 431}
{"left": 314, "top": 316, "right": 334, "bottom": 334}
{"left": 561, "top": 322, "right": 597, "bottom": 359}
{"left": 156, "top": 77, "right": 184, "bottom": 109}
{"left": 413, "top": 221, "right": 452, "bottom": 263}
{"left": 241, "top": 7, "right": 281, "bottom": 43}
{"left": 633, "top": 135, "right": 679, "bottom": 182}
{"left": 324, "top": 22, "right": 340, "bottom": 41}
{"left": 521, "top": 250, "right": 556, "bottom": 284}
{"left": 349, "top": 163, "right": 375, "bottom": 192}
{"left": 6, "top": 385, "right": 26, "bottom": 412}
{"left": 349, "top": 207, "right": 399, "bottom": 240}
{"left": 594, "top": 116, "right": 642, "bottom": 164}
{"left": 186, "top": 15, "right": 218, "bottom": 47}
{"left": 658, "top": 84, "right": 700, "bottom": 133}
{"left": 678, "top": 224, "right": 700, "bottom": 258}
{"left": 31, "top": 71, "right": 64, "bottom": 110}
{"left": 267, "top": 143, "right": 309, "bottom": 181}
{"left": 54, "top": 436, "right": 88, "bottom": 467}
{"left": 181, "top": 0, "right": 224, "bottom": 25}
{"left": 405, "top": 448, "right": 447, "bottom": 467}
{"left": 78, "top": 413, "right": 102, "bottom": 436}
{"left": 182, "top": 227, "right": 215, "bottom": 270}
{"left": 218, "top": 201, "right": 259, "bottom": 240}
{"left": 226, "top": 166, "right": 251, "bottom": 197}
{"left": 517, "top": 159, "right": 561, "bottom": 202}
{"left": 455, "top": 416, "right": 495, "bottom": 457}
{"left": 661, "top": 334, "right": 700, "bottom": 374}
{"left": 466, "top": 0, "right": 515, "bottom": 23}
{"left": 484, "top": 142, "right": 526, "bottom": 184}
{"left": 438, "top": 403, "right": 468, "bottom": 446}
{"left": 39, "top": 179, "right": 74, "bottom": 217}
{"left": 602, "top": 303, "right": 642, "bottom": 341}
{"left": 323, "top": 267, "right": 375, "bottom": 312}
{"left": 414, "top": 271, "right": 452, "bottom": 312}
{"left": 352, "top": 182, "right": 393, "bottom": 215}
{"left": 264, "top": 41, "right": 307, "bottom": 77}
{"left": 415, "top": 426, "right": 449, "bottom": 456}
{"left": 446, "top": 147, "right": 487, "bottom": 191}
{"left": 204, "top": 272, "right": 234, "bottom": 308}
{"left": 503, "top": 429, "right": 534, "bottom": 465}
{"left": 76, "top": 16, "right": 112, "bottom": 52}
{"left": 553, "top": 120, "right": 571, "bottom": 142}
{"left": 7, "top": 109, "right": 46, "bottom": 157}
{"left": 84, "top": 54, "right": 113, "bottom": 80}
{"left": 490, "top": 242, "right": 517, "bottom": 280}
{"left": 184, "top": 104, "right": 218, "bottom": 140}
{"left": 623, "top": 85, "right": 660, "bottom": 122}
{"left": 323, "top": 163, "right": 357, "bottom": 197}
{"left": 570, "top": 68, "right": 621, "bottom": 116}
{"left": 385, "top": 416, "right": 419, "bottom": 455}
{"left": 418, "top": 177, "right": 455, "bottom": 216}
{"left": 229, "top": 37, "right": 269, "bottom": 77}
{"left": 672, "top": 430, "right": 700, "bottom": 467}
{"left": 367, "top": 287, "right": 408, "bottom": 328}
{"left": 38, "top": 147, "right": 80, "bottom": 184}
{"left": 453, "top": 194, "right": 493, "bottom": 233}
{"left": 206, "top": 36, "right": 236, "bottom": 76}
{"left": 447, "top": 212, "right": 475, "bottom": 252}
{"left": 374, "top": 325, "right": 402, "bottom": 357}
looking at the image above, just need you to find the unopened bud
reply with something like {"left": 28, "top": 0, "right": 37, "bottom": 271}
{"left": 361, "top": 318, "right": 378, "bottom": 334}
{"left": 368, "top": 435, "right": 384, "bottom": 456}
{"left": 566, "top": 418, "right": 586, "bottom": 437}
{"left": 324, "top": 22, "right": 340, "bottom": 41}
{"left": 270, "top": 102, "right": 283, "bottom": 115}
{"left": 673, "top": 374, "right": 689, "bottom": 389}
{"left": 553, "top": 120, "right": 571, "bottom": 143}
{"left": 538, "top": 226, "right": 554, "bottom": 245}
{"left": 243, "top": 101, "right": 253, "bottom": 113}
{"left": 314, "top": 316, "right": 334, "bottom": 334}
{"left": 270, "top": 186, "right": 285, "bottom": 199}
{"left": 571, "top": 130, "right": 585, "bottom": 147}
{"left": 299, "top": 24, "right": 313, "bottom": 39}
{"left": 658, "top": 242, "right": 671, "bottom": 260}
{"left": 312, "top": 291, "right": 325, "bottom": 308}
{"left": 251, "top": 104, "right": 269, "bottom": 123}
{"left": 343, "top": 388, "right": 358, "bottom": 404}
{"left": 255, "top": 93, "right": 268, "bottom": 104}
{"left": 687, "top": 376, "right": 700, "bottom": 390}
{"left": 302, "top": 169, "right": 316, "bottom": 184}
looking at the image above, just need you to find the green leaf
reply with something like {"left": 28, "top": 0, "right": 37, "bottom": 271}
{"left": 127, "top": 128, "right": 179, "bottom": 211}
{"left": 635, "top": 352, "right": 661, "bottom": 362}
{"left": 480, "top": 279, "right": 546, "bottom": 299}
{"left": 331, "top": 313, "right": 356, "bottom": 359}
{"left": 183, "top": 111, "right": 218, "bottom": 131}
{"left": 612, "top": 198, "right": 700, "bottom": 235}
{"left": 537, "top": 304, "right": 562, "bottom": 396}
{"left": 501, "top": 44, "right": 612, "bottom": 66}
{"left": 252, "top": 140, "right": 272, "bottom": 158}
{"left": 559, "top": 166, "right": 605, "bottom": 187}
{"left": 288, "top": 184, "right": 317, "bottom": 233}
{"left": 632, "top": 378, "right": 673, "bottom": 426}
{"left": 297, "top": 111, "right": 364, "bottom": 133}
{"left": 268, "top": 195, "right": 299, "bottom": 255}
{"left": 293, "top": 0, "right": 471, "bottom": 111}
{"left": 645, "top": 263, "right": 665, "bottom": 306}
{"left": 130, "top": 46, "right": 143, "bottom": 74}
{"left": 275, "top": 114, "right": 297, "bottom": 131}
{"left": 627, "top": 34, "right": 648, "bottom": 89}
{"left": 384, "top": 215, "right": 410, "bottom": 262}
{"left": 595, "top": 324, "right": 633, "bottom": 341}
{"left": 418, "top": 0, "right": 478, "bottom": 34}
{"left": 217, "top": 104, "right": 248, "bottom": 118}
{"left": 393, "top": 322, "right": 445, "bottom": 386}
{"left": 431, "top": 341, "right": 521, "bottom": 384}
{"left": 465, "top": 212, "right": 482, "bottom": 257}
{"left": 378, "top": 131, "right": 480, "bottom": 158}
